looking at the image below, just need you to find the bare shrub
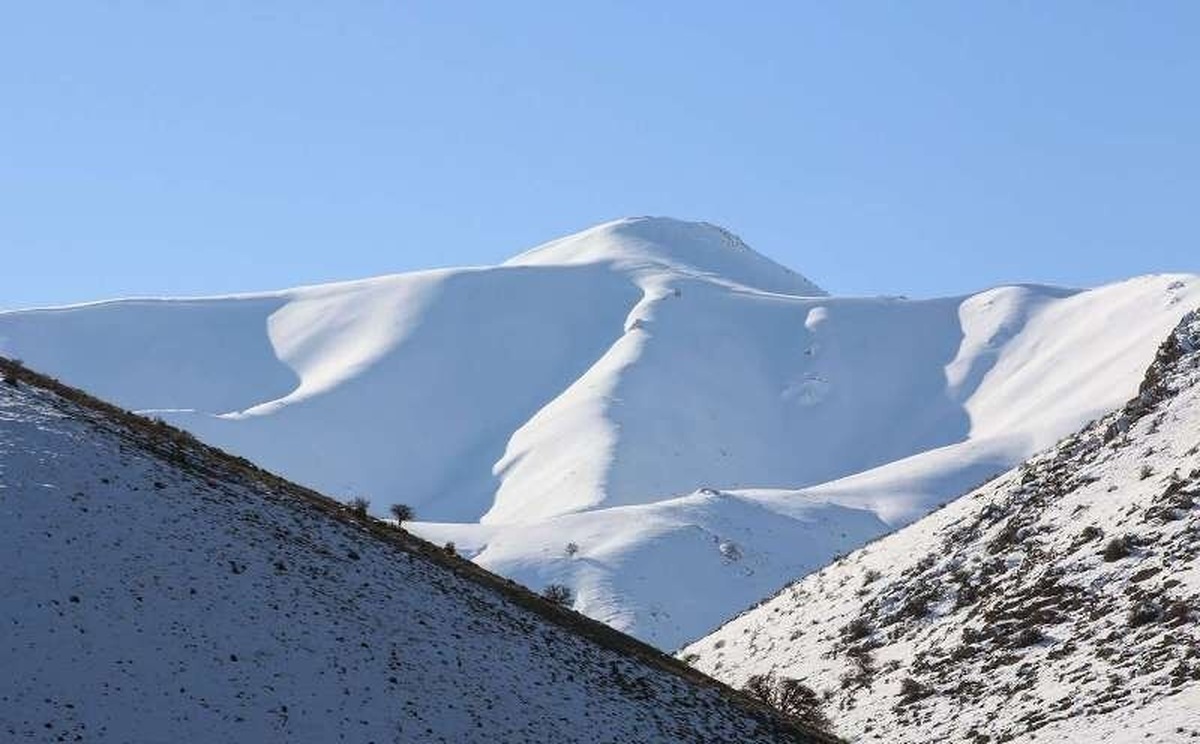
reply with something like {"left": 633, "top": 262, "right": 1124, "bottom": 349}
{"left": 542, "top": 583, "right": 573, "bottom": 607}
{"left": 841, "top": 616, "right": 872, "bottom": 642}
{"left": 389, "top": 503, "right": 414, "bottom": 524}
{"left": 1010, "top": 627, "right": 1044, "bottom": 648}
{"left": 1102, "top": 536, "right": 1132, "bottom": 562}
{"left": 896, "top": 677, "right": 931, "bottom": 706}
{"left": 1164, "top": 600, "right": 1192, "bottom": 626}
{"left": 1128, "top": 600, "right": 1161, "bottom": 628}
{"left": 742, "top": 673, "right": 829, "bottom": 729}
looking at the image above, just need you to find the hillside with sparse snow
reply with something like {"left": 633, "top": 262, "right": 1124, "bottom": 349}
{"left": 1, "top": 216, "right": 1197, "bottom": 648}
{"left": 0, "top": 360, "right": 830, "bottom": 744}
{"left": 682, "top": 309, "right": 1200, "bottom": 743}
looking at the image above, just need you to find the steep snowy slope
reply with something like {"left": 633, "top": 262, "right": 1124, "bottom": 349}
{"left": 1, "top": 217, "right": 1196, "bottom": 649}
{"left": 682, "top": 309, "right": 1200, "bottom": 743}
{"left": 0, "top": 360, "right": 832, "bottom": 744}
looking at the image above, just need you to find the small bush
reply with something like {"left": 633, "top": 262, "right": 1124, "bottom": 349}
{"left": 743, "top": 674, "right": 774, "bottom": 704}
{"left": 1102, "top": 536, "right": 1132, "bottom": 562}
{"left": 1128, "top": 600, "right": 1161, "bottom": 628}
{"left": 565, "top": 541, "right": 579, "bottom": 557}
{"left": 1010, "top": 627, "right": 1044, "bottom": 648}
{"left": 955, "top": 582, "right": 979, "bottom": 609}
{"left": 442, "top": 541, "right": 457, "bottom": 555}
{"left": 1078, "top": 525, "right": 1103, "bottom": 543}
{"left": 1139, "top": 465, "right": 1155, "bottom": 481}
{"left": 1164, "top": 600, "right": 1192, "bottom": 626}
{"left": 896, "top": 677, "right": 931, "bottom": 705}
{"left": 389, "top": 503, "right": 414, "bottom": 524}
{"left": 897, "top": 584, "right": 936, "bottom": 621}
{"left": 346, "top": 497, "right": 370, "bottom": 517}
{"left": 987, "top": 518, "right": 1023, "bottom": 554}
{"left": 840, "top": 648, "right": 876, "bottom": 691}
{"left": 841, "top": 617, "right": 872, "bottom": 642}
{"left": 2, "top": 361, "right": 19, "bottom": 386}
{"left": 542, "top": 583, "right": 573, "bottom": 607}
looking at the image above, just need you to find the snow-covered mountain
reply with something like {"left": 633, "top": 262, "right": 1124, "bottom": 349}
{"left": 681, "top": 309, "right": 1200, "bottom": 743}
{"left": 1, "top": 216, "right": 1197, "bottom": 648}
{"left": 0, "top": 360, "right": 829, "bottom": 743}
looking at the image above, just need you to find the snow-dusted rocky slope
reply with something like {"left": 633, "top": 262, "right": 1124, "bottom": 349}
{"left": 1, "top": 216, "right": 1197, "bottom": 648}
{"left": 0, "top": 362, "right": 830, "bottom": 744}
{"left": 682, "top": 309, "right": 1200, "bottom": 743}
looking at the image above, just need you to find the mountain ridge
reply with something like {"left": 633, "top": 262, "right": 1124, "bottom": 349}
{"left": 1, "top": 218, "right": 1196, "bottom": 648}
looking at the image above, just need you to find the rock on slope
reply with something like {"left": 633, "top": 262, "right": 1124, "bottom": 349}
{"left": 682, "top": 309, "right": 1200, "bottom": 743}
{"left": 1, "top": 216, "right": 1197, "bottom": 649}
{"left": 0, "top": 361, "right": 832, "bottom": 744}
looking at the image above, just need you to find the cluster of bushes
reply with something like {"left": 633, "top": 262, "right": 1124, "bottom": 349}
{"left": 341, "top": 498, "right": 416, "bottom": 526}
{"left": 741, "top": 673, "right": 829, "bottom": 729}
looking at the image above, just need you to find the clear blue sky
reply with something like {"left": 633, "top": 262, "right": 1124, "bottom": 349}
{"left": 3, "top": 2, "right": 1197, "bottom": 309}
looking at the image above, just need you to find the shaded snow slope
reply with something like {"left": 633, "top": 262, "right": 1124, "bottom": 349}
{"left": 0, "top": 362, "right": 830, "bottom": 744}
{"left": 682, "top": 309, "right": 1200, "bottom": 743}
{"left": 0, "top": 217, "right": 1196, "bottom": 650}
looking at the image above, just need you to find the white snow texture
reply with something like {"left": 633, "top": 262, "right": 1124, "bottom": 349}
{"left": 0, "top": 376, "right": 818, "bottom": 743}
{"left": 2, "top": 216, "right": 1196, "bottom": 649}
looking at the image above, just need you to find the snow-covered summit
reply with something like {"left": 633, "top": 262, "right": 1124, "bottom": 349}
{"left": 0, "top": 218, "right": 1196, "bottom": 650}
{"left": 506, "top": 216, "right": 826, "bottom": 296}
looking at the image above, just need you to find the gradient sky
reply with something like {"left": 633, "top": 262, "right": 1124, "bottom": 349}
{"left": 2, "top": 2, "right": 1197, "bottom": 309}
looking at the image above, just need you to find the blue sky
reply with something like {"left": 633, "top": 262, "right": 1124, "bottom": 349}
{"left": 2, "top": 2, "right": 1197, "bottom": 308}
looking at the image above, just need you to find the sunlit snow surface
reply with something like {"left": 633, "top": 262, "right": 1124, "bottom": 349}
{"left": 683, "top": 310, "right": 1200, "bottom": 742}
{"left": 2, "top": 216, "right": 1197, "bottom": 648}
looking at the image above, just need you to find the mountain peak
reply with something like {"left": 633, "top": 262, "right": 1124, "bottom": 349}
{"left": 506, "top": 217, "right": 826, "bottom": 296}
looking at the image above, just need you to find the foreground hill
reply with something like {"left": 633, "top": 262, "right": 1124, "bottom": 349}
{"left": 0, "top": 360, "right": 831, "bottom": 743}
{"left": 682, "top": 309, "right": 1200, "bottom": 742}
{"left": 2, "top": 216, "right": 1196, "bottom": 647}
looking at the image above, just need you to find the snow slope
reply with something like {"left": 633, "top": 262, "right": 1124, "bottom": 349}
{"left": 1, "top": 216, "right": 1196, "bottom": 648}
{"left": 0, "top": 361, "right": 829, "bottom": 743}
{"left": 682, "top": 309, "right": 1200, "bottom": 743}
